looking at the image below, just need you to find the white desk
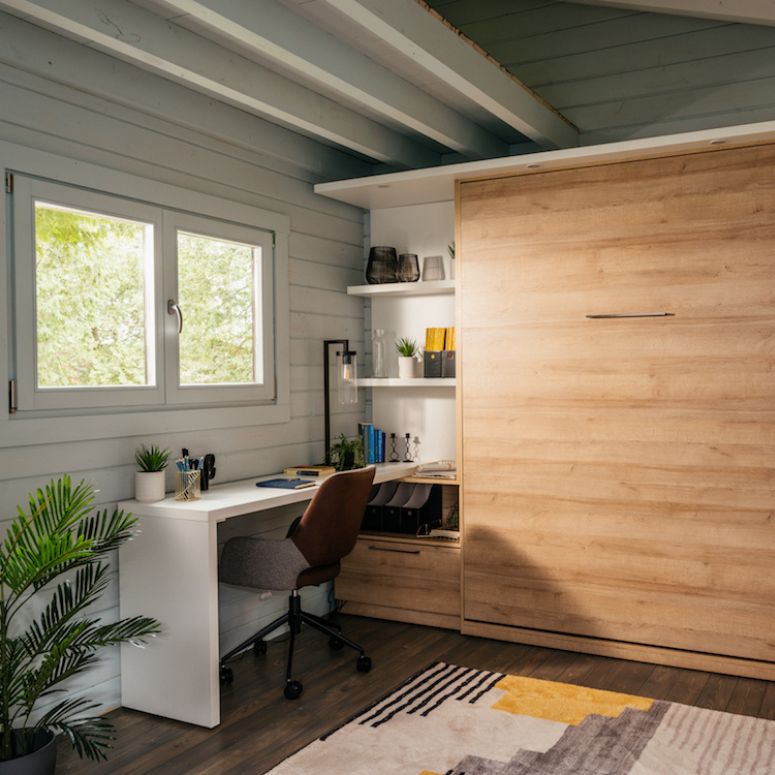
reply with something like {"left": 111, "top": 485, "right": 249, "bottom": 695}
{"left": 118, "top": 463, "right": 416, "bottom": 727}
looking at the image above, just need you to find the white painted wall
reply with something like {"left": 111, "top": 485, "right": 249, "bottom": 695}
{"left": 0, "top": 17, "right": 366, "bottom": 716}
{"left": 365, "top": 202, "right": 457, "bottom": 463}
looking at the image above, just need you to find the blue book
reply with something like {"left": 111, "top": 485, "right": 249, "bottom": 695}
{"left": 375, "top": 429, "right": 385, "bottom": 463}
{"left": 358, "top": 422, "right": 373, "bottom": 464}
{"left": 257, "top": 478, "right": 316, "bottom": 490}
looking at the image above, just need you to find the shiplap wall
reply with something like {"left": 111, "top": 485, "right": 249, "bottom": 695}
{"left": 0, "top": 14, "right": 367, "bottom": 715}
{"left": 425, "top": 0, "right": 775, "bottom": 144}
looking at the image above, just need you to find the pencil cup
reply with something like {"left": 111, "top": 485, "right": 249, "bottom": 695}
{"left": 175, "top": 470, "right": 201, "bottom": 501}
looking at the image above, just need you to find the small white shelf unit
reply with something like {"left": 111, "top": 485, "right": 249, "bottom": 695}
{"left": 348, "top": 280, "right": 454, "bottom": 297}
{"left": 359, "top": 377, "right": 455, "bottom": 388}
{"left": 349, "top": 201, "right": 457, "bottom": 464}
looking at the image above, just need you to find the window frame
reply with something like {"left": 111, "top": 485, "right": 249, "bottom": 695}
{"left": 162, "top": 211, "right": 276, "bottom": 405}
{"left": 13, "top": 177, "right": 166, "bottom": 411}
{"left": 2, "top": 140, "right": 290, "bottom": 445}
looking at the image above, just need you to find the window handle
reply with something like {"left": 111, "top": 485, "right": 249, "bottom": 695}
{"left": 167, "top": 299, "right": 183, "bottom": 333}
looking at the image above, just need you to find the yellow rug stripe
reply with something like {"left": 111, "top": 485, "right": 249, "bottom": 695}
{"left": 493, "top": 676, "right": 653, "bottom": 726}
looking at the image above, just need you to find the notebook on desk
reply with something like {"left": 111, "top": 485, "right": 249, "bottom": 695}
{"left": 256, "top": 478, "right": 317, "bottom": 490}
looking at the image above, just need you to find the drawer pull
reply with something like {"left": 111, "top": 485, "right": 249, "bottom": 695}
{"left": 368, "top": 545, "right": 421, "bottom": 555}
{"left": 586, "top": 312, "right": 674, "bottom": 319}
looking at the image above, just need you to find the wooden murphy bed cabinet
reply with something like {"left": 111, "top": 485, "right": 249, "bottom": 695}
{"left": 458, "top": 142, "right": 775, "bottom": 679}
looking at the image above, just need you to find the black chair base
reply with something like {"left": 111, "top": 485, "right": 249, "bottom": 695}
{"left": 219, "top": 589, "right": 372, "bottom": 699}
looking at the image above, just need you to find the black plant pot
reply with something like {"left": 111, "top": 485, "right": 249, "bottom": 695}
{"left": 342, "top": 452, "right": 355, "bottom": 470}
{"left": 0, "top": 730, "right": 57, "bottom": 775}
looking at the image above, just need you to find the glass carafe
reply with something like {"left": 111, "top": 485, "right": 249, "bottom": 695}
{"left": 372, "top": 329, "right": 386, "bottom": 378}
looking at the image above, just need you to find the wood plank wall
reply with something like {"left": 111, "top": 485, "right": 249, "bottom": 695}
{"left": 0, "top": 13, "right": 367, "bottom": 716}
{"left": 425, "top": 0, "right": 775, "bottom": 145}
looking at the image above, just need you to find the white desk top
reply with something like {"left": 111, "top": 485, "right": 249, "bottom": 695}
{"left": 119, "top": 462, "right": 418, "bottom": 523}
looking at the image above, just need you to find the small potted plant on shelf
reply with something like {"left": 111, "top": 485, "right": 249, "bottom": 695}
{"left": 134, "top": 443, "right": 170, "bottom": 503}
{"left": 0, "top": 476, "right": 160, "bottom": 773}
{"left": 395, "top": 337, "right": 419, "bottom": 379}
{"left": 325, "top": 434, "right": 365, "bottom": 471}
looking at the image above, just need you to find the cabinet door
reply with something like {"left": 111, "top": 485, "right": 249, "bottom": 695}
{"left": 338, "top": 537, "right": 460, "bottom": 628}
{"left": 459, "top": 143, "right": 775, "bottom": 663}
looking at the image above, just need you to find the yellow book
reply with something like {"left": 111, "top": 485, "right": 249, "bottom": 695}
{"left": 445, "top": 326, "right": 456, "bottom": 350}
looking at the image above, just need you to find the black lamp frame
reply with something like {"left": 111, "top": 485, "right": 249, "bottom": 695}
{"left": 323, "top": 339, "right": 356, "bottom": 457}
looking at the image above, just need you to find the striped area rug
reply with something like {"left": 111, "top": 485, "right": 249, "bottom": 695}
{"left": 267, "top": 662, "right": 775, "bottom": 774}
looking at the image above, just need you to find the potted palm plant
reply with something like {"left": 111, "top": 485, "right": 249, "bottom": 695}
{"left": 0, "top": 476, "right": 161, "bottom": 773}
{"left": 134, "top": 444, "right": 170, "bottom": 503}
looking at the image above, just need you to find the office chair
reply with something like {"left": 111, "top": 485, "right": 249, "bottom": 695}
{"left": 218, "top": 466, "right": 376, "bottom": 699}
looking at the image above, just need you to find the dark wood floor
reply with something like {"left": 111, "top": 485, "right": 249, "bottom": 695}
{"left": 57, "top": 614, "right": 775, "bottom": 774}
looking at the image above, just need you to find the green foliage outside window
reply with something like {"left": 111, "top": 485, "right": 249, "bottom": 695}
{"left": 35, "top": 204, "right": 149, "bottom": 388}
{"left": 178, "top": 233, "right": 258, "bottom": 385}
{"left": 34, "top": 209, "right": 263, "bottom": 391}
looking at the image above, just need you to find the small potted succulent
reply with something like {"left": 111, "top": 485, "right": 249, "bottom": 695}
{"left": 134, "top": 444, "right": 170, "bottom": 503}
{"left": 0, "top": 476, "right": 160, "bottom": 773}
{"left": 395, "top": 337, "right": 419, "bottom": 379}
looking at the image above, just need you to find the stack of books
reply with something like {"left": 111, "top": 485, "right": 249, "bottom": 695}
{"left": 413, "top": 460, "right": 457, "bottom": 479}
{"left": 358, "top": 422, "right": 386, "bottom": 464}
{"left": 283, "top": 465, "right": 336, "bottom": 477}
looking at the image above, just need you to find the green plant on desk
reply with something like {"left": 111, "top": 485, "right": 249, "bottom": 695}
{"left": 134, "top": 443, "right": 170, "bottom": 472}
{"left": 326, "top": 433, "right": 365, "bottom": 471}
{"left": 0, "top": 476, "right": 160, "bottom": 766}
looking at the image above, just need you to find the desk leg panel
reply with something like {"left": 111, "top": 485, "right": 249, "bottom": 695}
{"left": 119, "top": 515, "right": 220, "bottom": 727}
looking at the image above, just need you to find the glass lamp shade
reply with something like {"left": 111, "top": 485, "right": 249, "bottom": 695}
{"left": 366, "top": 246, "right": 399, "bottom": 284}
{"left": 337, "top": 350, "right": 358, "bottom": 405}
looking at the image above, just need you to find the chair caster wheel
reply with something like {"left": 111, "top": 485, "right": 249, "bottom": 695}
{"left": 328, "top": 636, "right": 345, "bottom": 651}
{"left": 254, "top": 640, "right": 268, "bottom": 655}
{"left": 219, "top": 666, "right": 233, "bottom": 685}
{"left": 284, "top": 680, "right": 303, "bottom": 700}
{"left": 356, "top": 655, "right": 372, "bottom": 673}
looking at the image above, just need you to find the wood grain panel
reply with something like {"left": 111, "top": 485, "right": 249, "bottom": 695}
{"left": 459, "top": 142, "right": 775, "bottom": 670}
{"left": 337, "top": 536, "right": 460, "bottom": 621}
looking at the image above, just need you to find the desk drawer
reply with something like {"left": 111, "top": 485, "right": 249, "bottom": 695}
{"left": 337, "top": 537, "right": 460, "bottom": 629}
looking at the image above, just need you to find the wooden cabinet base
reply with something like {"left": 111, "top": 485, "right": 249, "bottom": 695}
{"left": 344, "top": 601, "right": 459, "bottom": 630}
{"left": 461, "top": 619, "right": 775, "bottom": 682}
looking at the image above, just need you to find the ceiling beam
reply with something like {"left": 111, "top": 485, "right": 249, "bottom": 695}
{"left": 311, "top": 0, "right": 580, "bottom": 150}
{"left": 159, "top": 0, "right": 509, "bottom": 161}
{"left": 0, "top": 0, "right": 441, "bottom": 168}
{"left": 563, "top": 0, "right": 775, "bottom": 27}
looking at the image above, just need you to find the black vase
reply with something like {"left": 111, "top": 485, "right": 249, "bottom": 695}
{"left": 366, "top": 246, "right": 398, "bottom": 284}
{"left": 0, "top": 730, "right": 57, "bottom": 775}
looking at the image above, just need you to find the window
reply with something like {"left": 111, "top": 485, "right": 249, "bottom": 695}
{"left": 12, "top": 175, "right": 278, "bottom": 413}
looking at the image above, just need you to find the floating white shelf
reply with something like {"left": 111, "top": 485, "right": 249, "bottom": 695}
{"left": 359, "top": 377, "right": 455, "bottom": 388}
{"left": 348, "top": 280, "right": 455, "bottom": 297}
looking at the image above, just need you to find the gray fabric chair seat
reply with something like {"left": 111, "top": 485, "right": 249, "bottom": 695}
{"left": 220, "top": 536, "right": 310, "bottom": 592}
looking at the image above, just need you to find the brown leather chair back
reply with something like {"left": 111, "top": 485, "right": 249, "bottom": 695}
{"left": 290, "top": 466, "right": 375, "bottom": 569}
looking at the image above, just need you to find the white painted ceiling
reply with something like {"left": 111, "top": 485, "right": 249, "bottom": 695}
{"left": 0, "top": 0, "right": 770, "bottom": 171}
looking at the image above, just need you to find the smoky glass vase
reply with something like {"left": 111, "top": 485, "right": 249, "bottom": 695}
{"left": 366, "top": 246, "right": 399, "bottom": 284}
